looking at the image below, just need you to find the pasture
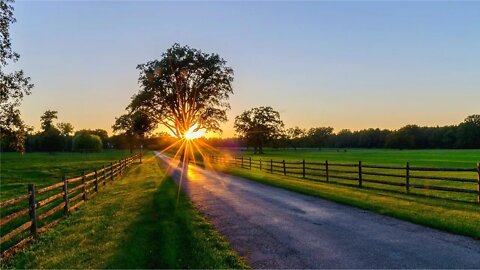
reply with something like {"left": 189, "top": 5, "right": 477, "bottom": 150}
{"left": 221, "top": 148, "right": 480, "bottom": 203}
{"left": 0, "top": 150, "right": 133, "bottom": 200}
{"left": 233, "top": 148, "right": 480, "bottom": 168}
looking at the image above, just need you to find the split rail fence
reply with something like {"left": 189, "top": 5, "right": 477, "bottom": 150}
{"left": 0, "top": 154, "right": 141, "bottom": 258}
{"left": 208, "top": 155, "right": 480, "bottom": 204}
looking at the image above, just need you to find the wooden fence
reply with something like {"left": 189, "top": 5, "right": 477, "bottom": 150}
{"left": 0, "top": 154, "right": 141, "bottom": 259}
{"left": 208, "top": 155, "right": 480, "bottom": 204}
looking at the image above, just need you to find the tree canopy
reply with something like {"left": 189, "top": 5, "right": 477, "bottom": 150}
{"left": 307, "top": 127, "right": 334, "bottom": 150}
{"left": 72, "top": 132, "right": 103, "bottom": 152}
{"left": 40, "top": 110, "right": 58, "bottom": 132}
{"left": 0, "top": 0, "right": 34, "bottom": 152}
{"left": 129, "top": 44, "right": 234, "bottom": 139}
{"left": 234, "top": 106, "right": 284, "bottom": 154}
{"left": 112, "top": 111, "right": 156, "bottom": 153}
{"left": 56, "top": 122, "right": 74, "bottom": 136}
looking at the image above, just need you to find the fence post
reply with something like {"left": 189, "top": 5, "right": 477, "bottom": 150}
{"left": 94, "top": 169, "right": 98, "bottom": 192}
{"left": 325, "top": 160, "right": 329, "bottom": 182}
{"left": 406, "top": 162, "right": 410, "bottom": 193}
{"left": 260, "top": 159, "right": 262, "bottom": 170}
{"left": 270, "top": 159, "right": 273, "bottom": 173}
{"left": 103, "top": 165, "right": 106, "bottom": 185}
{"left": 249, "top": 157, "right": 252, "bottom": 170}
{"left": 283, "top": 160, "right": 286, "bottom": 176}
{"left": 358, "top": 161, "right": 362, "bottom": 187}
{"left": 140, "top": 152, "right": 142, "bottom": 164}
{"left": 28, "top": 184, "right": 38, "bottom": 238}
{"left": 110, "top": 162, "right": 114, "bottom": 181}
{"left": 302, "top": 159, "right": 306, "bottom": 179}
{"left": 62, "top": 175, "right": 69, "bottom": 214}
{"left": 82, "top": 171, "right": 86, "bottom": 200}
{"left": 477, "top": 162, "right": 479, "bottom": 204}
{"left": 241, "top": 156, "right": 244, "bottom": 168}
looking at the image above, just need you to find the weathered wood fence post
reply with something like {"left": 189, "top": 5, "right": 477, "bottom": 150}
{"left": 82, "top": 171, "right": 86, "bottom": 200}
{"left": 283, "top": 160, "right": 286, "bottom": 176}
{"left": 358, "top": 161, "right": 362, "bottom": 187}
{"left": 325, "top": 160, "right": 329, "bottom": 182}
{"left": 241, "top": 156, "right": 244, "bottom": 169}
{"left": 62, "top": 175, "right": 69, "bottom": 214}
{"left": 406, "top": 162, "right": 410, "bottom": 193}
{"left": 302, "top": 159, "right": 306, "bottom": 179}
{"left": 94, "top": 169, "right": 98, "bottom": 193}
{"left": 260, "top": 159, "right": 262, "bottom": 170}
{"left": 270, "top": 159, "right": 273, "bottom": 173}
{"left": 249, "top": 157, "right": 252, "bottom": 170}
{"left": 110, "top": 162, "right": 114, "bottom": 181}
{"left": 28, "top": 184, "right": 37, "bottom": 238}
{"left": 102, "top": 165, "right": 106, "bottom": 185}
{"left": 477, "top": 162, "right": 479, "bottom": 203}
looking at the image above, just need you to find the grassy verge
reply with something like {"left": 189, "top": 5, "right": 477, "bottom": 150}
{"left": 1, "top": 150, "right": 134, "bottom": 200}
{"left": 3, "top": 154, "right": 248, "bottom": 269}
{"left": 218, "top": 166, "right": 480, "bottom": 239}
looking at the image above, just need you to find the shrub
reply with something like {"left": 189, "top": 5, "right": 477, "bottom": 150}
{"left": 72, "top": 132, "right": 103, "bottom": 152}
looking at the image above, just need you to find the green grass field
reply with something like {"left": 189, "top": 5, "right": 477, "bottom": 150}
{"left": 221, "top": 148, "right": 480, "bottom": 202}
{"left": 0, "top": 150, "right": 134, "bottom": 200}
{"left": 234, "top": 148, "right": 480, "bottom": 167}
{"left": 3, "top": 153, "right": 248, "bottom": 268}
{"left": 210, "top": 148, "right": 480, "bottom": 238}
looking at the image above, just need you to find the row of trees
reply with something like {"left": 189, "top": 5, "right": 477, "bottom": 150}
{"left": 230, "top": 107, "right": 480, "bottom": 153}
{"left": 2, "top": 110, "right": 105, "bottom": 152}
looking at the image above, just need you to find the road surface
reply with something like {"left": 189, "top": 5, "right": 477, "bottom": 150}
{"left": 155, "top": 152, "right": 480, "bottom": 269}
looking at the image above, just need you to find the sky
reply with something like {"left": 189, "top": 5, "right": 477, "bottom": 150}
{"left": 10, "top": 1, "right": 480, "bottom": 137}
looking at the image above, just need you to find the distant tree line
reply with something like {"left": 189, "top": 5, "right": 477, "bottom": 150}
{"left": 226, "top": 107, "right": 480, "bottom": 151}
{"left": 0, "top": 108, "right": 176, "bottom": 153}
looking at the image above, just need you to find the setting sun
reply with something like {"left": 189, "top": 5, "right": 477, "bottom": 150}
{"left": 184, "top": 125, "right": 204, "bottom": 140}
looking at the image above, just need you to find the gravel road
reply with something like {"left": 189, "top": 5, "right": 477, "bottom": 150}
{"left": 155, "top": 152, "right": 480, "bottom": 269}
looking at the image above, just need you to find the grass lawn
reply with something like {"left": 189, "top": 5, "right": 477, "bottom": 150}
{"left": 0, "top": 150, "right": 134, "bottom": 200}
{"left": 216, "top": 148, "right": 480, "bottom": 202}
{"left": 3, "top": 153, "right": 248, "bottom": 269}
{"left": 232, "top": 148, "right": 480, "bottom": 168}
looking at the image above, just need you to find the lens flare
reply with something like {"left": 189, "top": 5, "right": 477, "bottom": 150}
{"left": 184, "top": 125, "right": 204, "bottom": 140}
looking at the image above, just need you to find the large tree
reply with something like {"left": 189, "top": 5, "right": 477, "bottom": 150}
{"left": 234, "top": 106, "right": 284, "bottom": 154}
{"left": 0, "top": 0, "right": 34, "bottom": 152}
{"left": 129, "top": 44, "right": 234, "bottom": 139}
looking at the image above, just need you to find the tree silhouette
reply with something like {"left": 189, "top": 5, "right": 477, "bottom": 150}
{"left": 56, "top": 122, "right": 74, "bottom": 136}
{"left": 234, "top": 106, "right": 284, "bottom": 154}
{"left": 307, "top": 127, "right": 334, "bottom": 150}
{"left": 129, "top": 44, "right": 233, "bottom": 139}
{"left": 40, "top": 110, "right": 58, "bottom": 132}
{"left": 0, "top": 0, "right": 34, "bottom": 152}
{"left": 112, "top": 111, "right": 156, "bottom": 153}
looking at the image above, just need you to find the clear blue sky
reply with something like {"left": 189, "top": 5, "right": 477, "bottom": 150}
{"left": 11, "top": 1, "right": 480, "bottom": 136}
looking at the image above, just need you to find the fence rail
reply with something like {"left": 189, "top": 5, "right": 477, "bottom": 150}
{"left": 208, "top": 155, "right": 480, "bottom": 204}
{"left": 0, "top": 154, "right": 141, "bottom": 259}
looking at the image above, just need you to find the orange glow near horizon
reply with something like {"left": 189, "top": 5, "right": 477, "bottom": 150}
{"left": 183, "top": 125, "right": 205, "bottom": 140}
